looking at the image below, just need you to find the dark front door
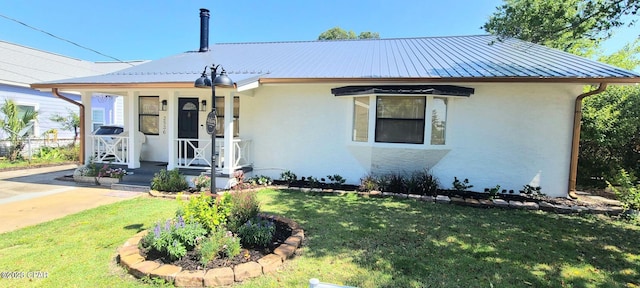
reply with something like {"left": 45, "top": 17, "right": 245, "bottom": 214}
{"left": 178, "top": 98, "right": 199, "bottom": 158}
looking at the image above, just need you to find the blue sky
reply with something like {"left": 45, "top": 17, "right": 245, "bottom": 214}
{"left": 0, "top": 0, "right": 637, "bottom": 62}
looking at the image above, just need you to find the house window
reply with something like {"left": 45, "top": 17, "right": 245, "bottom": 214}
{"left": 375, "top": 96, "right": 426, "bottom": 144}
{"left": 215, "top": 96, "right": 240, "bottom": 137}
{"left": 430, "top": 97, "right": 447, "bottom": 145}
{"left": 92, "top": 108, "right": 105, "bottom": 132}
{"left": 139, "top": 96, "right": 159, "bottom": 135}
{"left": 353, "top": 97, "right": 369, "bottom": 142}
{"left": 16, "top": 105, "right": 36, "bottom": 136}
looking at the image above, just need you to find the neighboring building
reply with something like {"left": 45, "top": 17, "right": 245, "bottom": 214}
{"left": 31, "top": 10, "right": 640, "bottom": 197}
{"left": 0, "top": 40, "right": 144, "bottom": 140}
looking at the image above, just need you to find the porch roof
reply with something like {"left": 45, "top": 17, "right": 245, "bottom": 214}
{"left": 32, "top": 35, "right": 640, "bottom": 89}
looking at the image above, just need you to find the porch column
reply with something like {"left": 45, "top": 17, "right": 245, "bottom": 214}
{"left": 80, "top": 92, "right": 93, "bottom": 165}
{"left": 223, "top": 91, "right": 235, "bottom": 175}
{"left": 125, "top": 91, "right": 141, "bottom": 168}
{"left": 166, "top": 92, "right": 178, "bottom": 170}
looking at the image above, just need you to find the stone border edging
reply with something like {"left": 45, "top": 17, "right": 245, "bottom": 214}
{"left": 148, "top": 186, "right": 625, "bottom": 216}
{"left": 117, "top": 214, "right": 304, "bottom": 287}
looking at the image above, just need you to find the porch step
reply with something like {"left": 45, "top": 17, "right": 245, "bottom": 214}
{"left": 111, "top": 183, "right": 150, "bottom": 192}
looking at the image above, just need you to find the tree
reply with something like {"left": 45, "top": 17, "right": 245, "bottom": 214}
{"left": 318, "top": 26, "right": 380, "bottom": 40}
{"left": 483, "top": 0, "right": 639, "bottom": 55}
{"left": 50, "top": 109, "right": 80, "bottom": 146}
{"left": 0, "top": 99, "right": 38, "bottom": 161}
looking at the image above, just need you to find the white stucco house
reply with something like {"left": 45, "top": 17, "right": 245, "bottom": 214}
{"left": 31, "top": 10, "right": 640, "bottom": 197}
{"left": 0, "top": 40, "right": 145, "bottom": 142}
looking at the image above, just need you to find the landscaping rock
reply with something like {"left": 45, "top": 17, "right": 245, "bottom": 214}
{"left": 234, "top": 262, "right": 262, "bottom": 282}
{"left": 274, "top": 244, "right": 296, "bottom": 260}
{"left": 478, "top": 199, "right": 493, "bottom": 208}
{"left": 130, "top": 261, "right": 160, "bottom": 278}
{"left": 450, "top": 197, "right": 466, "bottom": 205}
{"left": 408, "top": 194, "right": 422, "bottom": 200}
{"left": 508, "top": 200, "right": 525, "bottom": 209}
{"left": 204, "top": 267, "right": 234, "bottom": 286}
{"left": 284, "top": 236, "right": 302, "bottom": 248}
{"left": 522, "top": 202, "right": 539, "bottom": 210}
{"left": 392, "top": 193, "right": 408, "bottom": 198}
{"left": 369, "top": 190, "right": 382, "bottom": 196}
{"left": 120, "top": 253, "right": 145, "bottom": 268}
{"left": 421, "top": 195, "right": 435, "bottom": 202}
{"left": 292, "top": 229, "right": 304, "bottom": 240}
{"left": 257, "top": 254, "right": 283, "bottom": 274}
{"left": 538, "top": 201, "right": 556, "bottom": 212}
{"left": 117, "top": 245, "right": 140, "bottom": 257}
{"left": 382, "top": 192, "right": 394, "bottom": 197}
{"left": 464, "top": 198, "right": 481, "bottom": 207}
{"left": 149, "top": 264, "right": 182, "bottom": 284}
{"left": 571, "top": 205, "right": 589, "bottom": 213}
{"left": 175, "top": 270, "right": 205, "bottom": 287}
{"left": 435, "top": 195, "right": 450, "bottom": 204}
{"left": 555, "top": 204, "right": 573, "bottom": 214}
{"left": 492, "top": 199, "right": 509, "bottom": 208}
{"left": 589, "top": 206, "right": 611, "bottom": 215}
{"left": 607, "top": 207, "right": 624, "bottom": 216}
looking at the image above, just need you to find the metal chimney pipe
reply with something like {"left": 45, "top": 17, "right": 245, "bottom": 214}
{"left": 199, "top": 8, "right": 210, "bottom": 52}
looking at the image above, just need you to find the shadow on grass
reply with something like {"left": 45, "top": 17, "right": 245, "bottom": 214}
{"left": 263, "top": 190, "right": 640, "bottom": 287}
{"left": 123, "top": 223, "right": 144, "bottom": 232}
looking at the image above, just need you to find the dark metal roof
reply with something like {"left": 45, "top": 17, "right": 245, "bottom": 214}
{"left": 331, "top": 85, "right": 474, "bottom": 96}
{"left": 35, "top": 35, "right": 640, "bottom": 87}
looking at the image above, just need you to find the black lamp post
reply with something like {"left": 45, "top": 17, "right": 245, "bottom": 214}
{"left": 195, "top": 64, "right": 234, "bottom": 193}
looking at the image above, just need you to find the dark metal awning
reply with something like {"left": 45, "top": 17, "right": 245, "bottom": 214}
{"left": 331, "top": 85, "right": 475, "bottom": 97}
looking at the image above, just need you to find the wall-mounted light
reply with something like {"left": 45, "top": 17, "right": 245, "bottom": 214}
{"left": 200, "top": 100, "right": 207, "bottom": 111}
{"left": 161, "top": 100, "right": 168, "bottom": 111}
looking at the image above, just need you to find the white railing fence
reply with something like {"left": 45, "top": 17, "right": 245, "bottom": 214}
{"left": 91, "top": 135, "right": 129, "bottom": 164}
{"left": 175, "top": 138, "right": 251, "bottom": 170}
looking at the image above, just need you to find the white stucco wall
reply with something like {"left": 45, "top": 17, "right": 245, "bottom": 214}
{"left": 241, "top": 83, "right": 581, "bottom": 197}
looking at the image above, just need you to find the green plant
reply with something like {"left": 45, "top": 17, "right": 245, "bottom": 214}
{"left": 280, "top": 170, "right": 297, "bottom": 185}
{"left": 139, "top": 215, "right": 207, "bottom": 261}
{"left": 488, "top": 185, "right": 501, "bottom": 199}
{"left": 249, "top": 175, "right": 273, "bottom": 186}
{"left": 522, "top": 185, "right": 545, "bottom": 199}
{"left": 192, "top": 174, "right": 211, "bottom": 192}
{"left": 452, "top": 177, "right": 474, "bottom": 192}
{"left": 608, "top": 169, "right": 640, "bottom": 211}
{"left": 151, "top": 169, "right": 189, "bottom": 192}
{"left": 327, "top": 174, "right": 346, "bottom": 188}
{"left": 198, "top": 227, "right": 241, "bottom": 265}
{"left": 226, "top": 190, "right": 261, "bottom": 233}
{"left": 413, "top": 169, "right": 439, "bottom": 196}
{"left": 0, "top": 99, "right": 38, "bottom": 161}
{"left": 359, "top": 174, "right": 379, "bottom": 192}
{"left": 237, "top": 217, "right": 275, "bottom": 248}
{"left": 97, "top": 164, "right": 127, "bottom": 179}
{"left": 179, "top": 192, "right": 232, "bottom": 232}
{"left": 380, "top": 173, "right": 405, "bottom": 193}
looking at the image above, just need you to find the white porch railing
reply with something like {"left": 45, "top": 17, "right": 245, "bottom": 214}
{"left": 91, "top": 135, "right": 129, "bottom": 165}
{"left": 175, "top": 138, "right": 252, "bottom": 171}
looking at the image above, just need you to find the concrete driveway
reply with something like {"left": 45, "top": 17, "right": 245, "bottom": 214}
{"left": 0, "top": 164, "right": 144, "bottom": 234}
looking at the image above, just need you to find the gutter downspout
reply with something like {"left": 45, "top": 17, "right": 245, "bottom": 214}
{"left": 568, "top": 83, "right": 608, "bottom": 198}
{"left": 52, "top": 88, "right": 85, "bottom": 164}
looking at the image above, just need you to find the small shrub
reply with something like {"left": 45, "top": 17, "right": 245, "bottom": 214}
{"left": 139, "top": 216, "right": 207, "bottom": 261}
{"left": 280, "top": 170, "right": 297, "bottom": 185}
{"left": 452, "top": 177, "right": 473, "bottom": 192}
{"left": 198, "top": 228, "right": 241, "bottom": 265}
{"left": 237, "top": 217, "right": 275, "bottom": 248}
{"left": 609, "top": 169, "right": 640, "bottom": 211}
{"left": 193, "top": 174, "right": 211, "bottom": 192}
{"left": 179, "top": 192, "right": 232, "bottom": 232}
{"left": 488, "top": 185, "right": 501, "bottom": 199}
{"left": 327, "top": 174, "right": 346, "bottom": 188}
{"left": 248, "top": 175, "right": 273, "bottom": 186}
{"left": 151, "top": 169, "right": 189, "bottom": 192}
{"left": 226, "top": 190, "right": 261, "bottom": 233}
{"left": 382, "top": 173, "right": 405, "bottom": 193}
{"left": 413, "top": 169, "right": 439, "bottom": 196}
{"left": 359, "top": 174, "right": 379, "bottom": 192}
{"left": 306, "top": 176, "right": 320, "bottom": 188}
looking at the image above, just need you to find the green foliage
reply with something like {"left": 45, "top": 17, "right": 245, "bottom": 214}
{"left": 488, "top": 185, "right": 501, "bottom": 199}
{"left": 179, "top": 192, "right": 232, "bottom": 232}
{"left": 0, "top": 99, "right": 38, "bottom": 161}
{"left": 483, "top": 0, "right": 639, "bottom": 54}
{"left": 237, "top": 217, "right": 275, "bottom": 248}
{"left": 50, "top": 109, "right": 80, "bottom": 145}
{"left": 318, "top": 26, "right": 380, "bottom": 40}
{"left": 280, "top": 170, "right": 297, "bottom": 185}
{"left": 151, "top": 169, "right": 189, "bottom": 192}
{"left": 248, "top": 175, "right": 273, "bottom": 186}
{"left": 139, "top": 216, "right": 207, "bottom": 261}
{"left": 358, "top": 170, "right": 439, "bottom": 195}
{"left": 579, "top": 85, "right": 640, "bottom": 187}
{"left": 608, "top": 169, "right": 640, "bottom": 211}
{"left": 304, "top": 176, "right": 320, "bottom": 188}
{"left": 358, "top": 174, "right": 379, "bottom": 192}
{"left": 192, "top": 174, "right": 211, "bottom": 192}
{"left": 326, "top": 174, "right": 346, "bottom": 188}
{"left": 198, "top": 228, "right": 241, "bottom": 265}
{"left": 452, "top": 177, "right": 474, "bottom": 192}
{"left": 226, "top": 190, "right": 261, "bottom": 233}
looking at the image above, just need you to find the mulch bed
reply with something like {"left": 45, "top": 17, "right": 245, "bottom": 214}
{"left": 141, "top": 218, "right": 292, "bottom": 271}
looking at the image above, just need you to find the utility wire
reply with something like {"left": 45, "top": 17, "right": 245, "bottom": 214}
{"left": 0, "top": 13, "right": 134, "bottom": 66}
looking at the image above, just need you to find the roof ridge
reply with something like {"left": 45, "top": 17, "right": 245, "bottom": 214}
{"left": 211, "top": 34, "right": 495, "bottom": 46}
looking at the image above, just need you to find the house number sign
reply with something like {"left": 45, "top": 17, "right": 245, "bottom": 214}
{"left": 206, "top": 109, "right": 217, "bottom": 135}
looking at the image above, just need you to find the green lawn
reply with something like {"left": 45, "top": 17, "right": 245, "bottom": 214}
{"left": 1, "top": 190, "right": 639, "bottom": 287}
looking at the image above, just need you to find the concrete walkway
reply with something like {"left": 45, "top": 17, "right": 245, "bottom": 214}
{"left": 0, "top": 165, "right": 144, "bottom": 234}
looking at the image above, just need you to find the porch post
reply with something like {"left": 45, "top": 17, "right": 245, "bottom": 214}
{"left": 126, "top": 91, "right": 141, "bottom": 169}
{"left": 80, "top": 92, "right": 93, "bottom": 165}
{"left": 223, "top": 91, "right": 235, "bottom": 175}
{"left": 166, "top": 92, "right": 178, "bottom": 170}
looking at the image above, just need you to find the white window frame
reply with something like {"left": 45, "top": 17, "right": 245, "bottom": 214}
{"left": 92, "top": 108, "right": 106, "bottom": 132}
{"left": 14, "top": 102, "right": 39, "bottom": 137}
{"left": 348, "top": 94, "right": 453, "bottom": 149}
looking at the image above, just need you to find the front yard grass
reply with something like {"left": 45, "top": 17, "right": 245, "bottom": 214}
{"left": 0, "top": 189, "right": 638, "bottom": 287}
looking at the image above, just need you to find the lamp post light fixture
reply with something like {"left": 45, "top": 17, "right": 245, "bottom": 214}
{"left": 195, "top": 64, "right": 234, "bottom": 193}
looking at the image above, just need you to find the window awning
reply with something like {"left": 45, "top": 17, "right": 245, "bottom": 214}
{"left": 331, "top": 85, "right": 475, "bottom": 97}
